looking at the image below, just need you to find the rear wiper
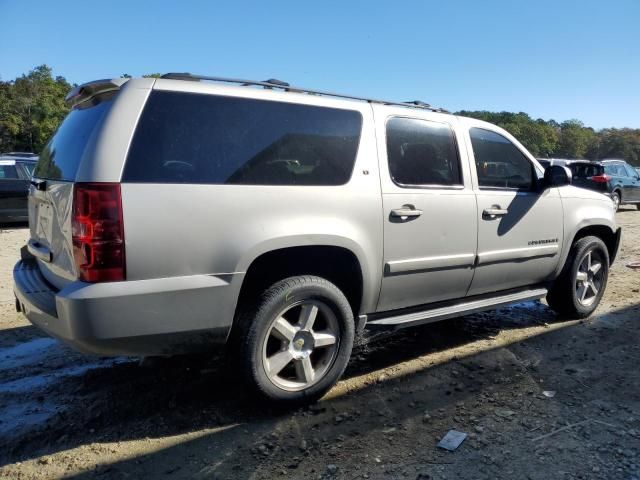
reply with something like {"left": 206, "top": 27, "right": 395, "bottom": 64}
{"left": 30, "top": 179, "right": 47, "bottom": 191}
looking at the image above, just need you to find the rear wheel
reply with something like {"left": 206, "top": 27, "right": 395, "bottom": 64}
{"left": 236, "top": 275, "right": 354, "bottom": 404}
{"left": 547, "top": 236, "right": 609, "bottom": 318}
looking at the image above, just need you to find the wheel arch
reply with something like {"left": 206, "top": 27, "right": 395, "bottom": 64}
{"left": 234, "top": 241, "right": 371, "bottom": 323}
{"left": 555, "top": 222, "right": 621, "bottom": 278}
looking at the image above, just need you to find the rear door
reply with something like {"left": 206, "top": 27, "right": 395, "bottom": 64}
{"left": 375, "top": 108, "right": 477, "bottom": 312}
{"left": 465, "top": 125, "right": 563, "bottom": 296}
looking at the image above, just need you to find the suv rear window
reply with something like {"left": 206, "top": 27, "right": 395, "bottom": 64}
{"left": 569, "top": 163, "right": 603, "bottom": 178}
{"left": 123, "top": 91, "right": 363, "bottom": 185}
{"left": 34, "top": 95, "right": 114, "bottom": 180}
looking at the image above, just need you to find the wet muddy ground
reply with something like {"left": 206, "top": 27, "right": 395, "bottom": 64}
{"left": 1, "top": 209, "right": 639, "bottom": 479}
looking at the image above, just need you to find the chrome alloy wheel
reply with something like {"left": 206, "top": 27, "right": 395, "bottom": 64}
{"left": 262, "top": 300, "right": 340, "bottom": 391}
{"left": 575, "top": 249, "right": 604, "bottom": 307}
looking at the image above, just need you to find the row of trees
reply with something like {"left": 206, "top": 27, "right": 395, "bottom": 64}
{"left": 457, "top": 110, "right": 640, "bottom": 165}
{"left": 1, "top": 65, "right": 639, "bottom": 165}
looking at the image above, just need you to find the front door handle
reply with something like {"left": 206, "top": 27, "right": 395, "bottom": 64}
{"left": 483, "top": 206, "right": 509, "bottom": 219}
{"left": 390, "top": 205, "right": 423, "bottom": 219}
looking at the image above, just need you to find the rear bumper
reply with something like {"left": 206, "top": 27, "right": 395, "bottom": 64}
{"left": 13, "top": 258, "right": 243, "bottom": 356}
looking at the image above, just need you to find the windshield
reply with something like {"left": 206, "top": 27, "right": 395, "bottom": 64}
{"left": 34, "top": 95, "right": 114, "bottom": 180}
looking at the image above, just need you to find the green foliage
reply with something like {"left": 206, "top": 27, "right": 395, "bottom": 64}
{"left": 0, "top": 65, "right": 71, "bottom": 153}
{"left": 1, "top": 66, "right": 639, "bottom": 167}
{"left": 457, "top": 110, "right": 639, "bottom": 166}
{"left": 555, "top": 120, "right": 597, "bottom": 159}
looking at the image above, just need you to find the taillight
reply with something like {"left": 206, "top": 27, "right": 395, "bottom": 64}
{"left": 72, "top": 183, "right": 125, "bottom": 282}
{"left": 590, "top": 174, "right": 610, "bottom": 183}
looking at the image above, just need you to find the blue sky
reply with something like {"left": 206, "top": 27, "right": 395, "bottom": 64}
{"left": 1, "top": 0, "right": 638, "bottom": 129}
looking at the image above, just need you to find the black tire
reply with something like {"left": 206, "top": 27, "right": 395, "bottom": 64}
{"left": 547, "top": 236, "right": 609, "bottom": 319}
{"left": 611, "top": 191, "right": 621, "bottom": 211}
{"left": 235, "top": 275, "right": 354, "bottom": 404}
{"left": 636, "top": 203, "right": 640, "bottom": 211}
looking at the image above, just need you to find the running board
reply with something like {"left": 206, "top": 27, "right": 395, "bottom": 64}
{"left": 366, "top": 288, "right": 548, "bottom": 330}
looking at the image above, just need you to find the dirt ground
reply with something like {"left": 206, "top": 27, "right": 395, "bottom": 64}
{"left": 1, "top": 209, "right": 639, "bottom": 480}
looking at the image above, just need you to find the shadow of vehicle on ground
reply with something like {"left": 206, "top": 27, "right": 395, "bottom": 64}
{"left": 2, "top": 300, "right": 639, "bottom": 479}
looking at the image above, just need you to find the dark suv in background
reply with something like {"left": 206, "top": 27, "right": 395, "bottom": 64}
{"left": 600, "top": 159, "right": 640, "bottom": 210}
{"left": 0, "top": 152, "right": 37, "bottom": 223}
{"left": 540, "top": 158, "right": 640, "bottom": 210}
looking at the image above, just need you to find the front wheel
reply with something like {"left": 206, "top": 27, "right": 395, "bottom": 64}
{"left": 236, "top": 275, "right": 354, "bottom": 404}
{"left": 547, "top": 236, "right": 609, "bottom": 318}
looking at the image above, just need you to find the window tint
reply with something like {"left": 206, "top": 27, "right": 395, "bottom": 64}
{"left": 123, "top": 91, "right": 363, "bottom": 185}
{"left": 386, "top": 117, "right": 461, "bottom": 186}
{"left": 624, "top": 164, "right": 638, "bottom": 178}
{"left": 35, "top": 95, "right": 114, "bottom": 180}
{"left": 570, "top": 163, "right": 602, "bottom": 178}
{"left": 604, "top": 164, "right": 625, "bottom": 176}
{"left": 470, "top": 128, "right": 534, "bottom": 190}
{"left": 0, "top": 165, "right": 19, "bottom": 179}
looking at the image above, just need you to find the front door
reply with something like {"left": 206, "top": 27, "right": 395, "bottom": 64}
{"left": 465, "top": 126, "right": 564, "bottom": 296}
{"left": 375, "top": 110, "right": 477, "bottom": 312}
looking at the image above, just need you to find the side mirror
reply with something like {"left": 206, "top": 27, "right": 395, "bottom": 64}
{"left": 543, "top": 165, "right": 572, "bottom": 188}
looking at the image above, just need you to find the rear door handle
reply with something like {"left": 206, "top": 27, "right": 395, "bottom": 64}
{"left": 482, "top": 206, "right": 509, "bottom": 219}
{"left": 390, "top": 206, "right": 423, "bottom": 218}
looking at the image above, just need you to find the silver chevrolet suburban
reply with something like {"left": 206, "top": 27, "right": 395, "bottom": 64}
{"left": 14, "top": 74, "right": 621, "bottom": 403}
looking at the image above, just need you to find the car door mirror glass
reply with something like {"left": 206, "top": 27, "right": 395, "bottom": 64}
{"left": 543, "top": 165, "right": 572, "bottom": 188}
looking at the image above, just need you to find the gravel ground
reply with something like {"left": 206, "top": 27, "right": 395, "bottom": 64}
{"left": 0, "top": 209, "right": 639, "bottom": 480}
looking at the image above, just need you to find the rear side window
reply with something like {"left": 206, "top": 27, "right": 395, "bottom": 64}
{"left": 624, "top": 164, "right": 638, "bottom": 177}
{"left": 385, "top": 117, "right": 461, "bottom": 187}
{"left": 34, "top": 95, "right": 114, "bottom": 180}
{"left": 123, "top": 91, "right": 363, "bottom": 185}
{"left": 470, "top": 128, "right": 534, "bottom": 190}
{"left": 604, "top": 164, "right": 625, "bottom": 176}
{"left": 0, "top": 164, "right": 19, "bottom": 179}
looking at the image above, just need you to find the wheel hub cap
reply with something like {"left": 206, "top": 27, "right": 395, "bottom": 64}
{"left": 290, "top": 331, "right": 315, "bottom": 359}
{"left": 262, "top": 300, "right": 340, "bottom": 392}
{"left": 575, "top": 249, "right": 604, "bottom": 307}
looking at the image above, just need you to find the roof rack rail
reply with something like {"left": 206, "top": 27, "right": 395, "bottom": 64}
{"left": 160, "top": 73, "right": 449, "bottom": 113}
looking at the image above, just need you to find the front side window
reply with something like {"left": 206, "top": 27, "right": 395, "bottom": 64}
{"left": 386, "top": 117, "right": 461, "bottom": 187}
{"left": 123, "top": 91, "right": 363, "bottom": 185}
{"left": 470, "top": 128, "right": 534, "bottom": 190}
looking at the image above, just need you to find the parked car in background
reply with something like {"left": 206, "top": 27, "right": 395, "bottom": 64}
{"left": 599, "top": 159, "right": 640, "bottom": 210}
{"left": 14, "top": 75, "right": 621, "bottom": 404}
{"left": 0, "top": 153, "right": 37, "bottom": 223}
{"left": 538, "top": 158, "right": 640, "bottom": 211}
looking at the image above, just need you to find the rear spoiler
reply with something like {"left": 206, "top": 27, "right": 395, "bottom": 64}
{"left": 65, "top": 78, "right": 129, "bottom": 107}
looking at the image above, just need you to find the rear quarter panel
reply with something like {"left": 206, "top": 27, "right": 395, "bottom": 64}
{"left": 120, "top": 91, "right": 383, "bottom": 314}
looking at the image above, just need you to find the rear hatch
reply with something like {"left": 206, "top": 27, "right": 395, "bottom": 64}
{"left": 29, "top": 91, "right": 116, "bottom": 289}
{"left": 568, "top": 162, "right": 608, "bottom": 193}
